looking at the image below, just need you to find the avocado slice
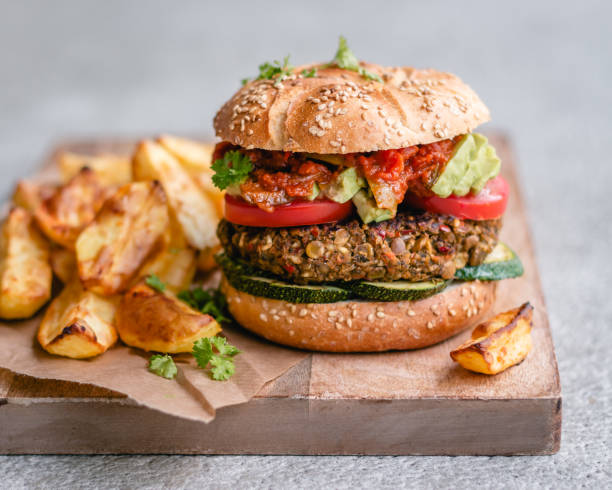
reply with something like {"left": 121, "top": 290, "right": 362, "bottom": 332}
{"left": 431, "top": 133, "right": 501, "bottom": 198}
{"left": 352, "top": 189, "right": 394, "bottom": 224}
{"left": 324, "top": 167, "right": 365, "bottom": 203}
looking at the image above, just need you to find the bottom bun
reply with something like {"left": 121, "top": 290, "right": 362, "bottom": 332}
{"left": 221, "top": 274, "right": 497, "bottom": 352}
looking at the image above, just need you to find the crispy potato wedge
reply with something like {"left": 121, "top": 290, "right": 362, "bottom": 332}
{"left": 59, "top": 152, "right": 132, "bottom": 186}
{"left": 34, "top": 167, "right": 108, "bottom": 249}
{"left": 37, "top": 279, "right": 118, "bottom": 359}
{"left": 157, "top": 135, "right": 214, "bottom": 174}
{"left": 132, "top": 141, "right": 218, "bottom": 250}
{"left": 76, "top": 181, "right": 169, "bottom": 295}
{"left": 117, "top": 282, "right": 221, "bottom": 353}
{"left": 196, "top": 244, "right": 221, "bottom": 273}
{"left": 50, "top": 246, "right": 76, "bottom": 283}
{"left": 12, "top": 180, "right": 55, "bottom": 213}
{"left": 450, "top": 302, "right": 534, "bottom": 375}
{"left": 0, "top": 208, "right": 52, "bottom": 319}
{"left": 192, "top": 172, "right": 225, "bottom": 219}
{"left": 138, "top": 215, "right": 197, "bottom": 293}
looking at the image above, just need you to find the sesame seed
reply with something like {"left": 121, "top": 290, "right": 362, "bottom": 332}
{"left": 270, "top": 308, "right": 277, "bottom": 315}
{"left": 407, "top": 310, "right": 416, "bottom": 317}
{"left": 367, "top": 313, "right": 375, "bottom": 322}
{"left": 335, "top": 322, "right": 343, "bottom": 330}
{"left": 289, "top": 330, "right": 295, "bottom": 336}
{"left": 299, "top": 309, "right": 308, "bottom": 317}
{"left": 461, "top": 288, "right": 468, "bottom": 297}
{"left": 347, "top": 318, "right": 353, "bottom": 327}
{"left": 449, "top": 309, "right": 456, "bottom": 317}
{"left": 376, "top": 311, "right": 385, "bottom": 319}
{"left": 328, "top": 310, "right": 338, "bottom": 317}
{"left": 427, "top": 321, "right": 434, "bottom": 329}
{"left": 376, "top": 306, "right": 384, "bottom": 312}
{"left": 259, "top": 313, "right": 268, "bottom": 321}
{"left": 273, "top": 315, "right": 280, "bottom": 321}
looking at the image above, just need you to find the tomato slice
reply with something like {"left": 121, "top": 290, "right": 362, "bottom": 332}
{"left": 224, "top": 195, "right": 354, "bottom": 227}
{"left": 406, "top": 176, "right": 509, "bottom": 220}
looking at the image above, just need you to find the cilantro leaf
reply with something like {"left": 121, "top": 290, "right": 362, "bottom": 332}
{"left": 192, "top": 337, "right": 214, "bottom": 369}
{"left": 192, "top": 336, "right": 240, "bottom": 381}
{"left": 211, "top": 151, "right": 253, "bottom": 190}
{"left": 301, "top": 68, "right": 317, "bottom": 78}
{"left": 148, "top": 354, "right": 177, "bottom": 379}
{"left": 145, "top": 274, "right": 166, "bottom": 293}
{"left": 210, "top": 356, "right": 235, "bottom": 381}
{"left": 330, "top": 36, "right": 382, "bottom": 83}
{"left": 178, "top": 286, "right": 231, "bottom": 324}
{"left": 256, "top": 55, "right": 293, "bottom": 80}
{"left": 210, "top": 335, "right": 241, "bottom": 357}
{"left": 241, "top": 77, "right": 250, "bottom": 86}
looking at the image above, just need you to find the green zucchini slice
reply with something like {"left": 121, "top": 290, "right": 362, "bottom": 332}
{"left": 224, "top": 273, "right": 352, "bottom": 304}
{"left": 352, "top": 279, "right": 449, "bottom": 302}
{"left": 454, "top": 242, "right": 524, "bottom": 281}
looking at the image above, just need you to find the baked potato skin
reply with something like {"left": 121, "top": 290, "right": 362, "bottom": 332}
{"left": 76, "top": 181, "right": 169, "bottom": 295}
{"left": 0, "top": 207, "right": 52, "bottom": 319}
{"left": 116, "top": 282, "right": 220, "bottom": 353}
{"left": 37, "top": 279, "right": 118, "bottom": 359}
{"left": 34, "top": 167, "right": 107, "bottom": 250}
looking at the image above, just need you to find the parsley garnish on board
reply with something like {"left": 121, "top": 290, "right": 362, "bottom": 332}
{"left": 330, "top": 36, "right": 382, "bottom": 82}
{"left": 145, "top": 274, "right": 166, "bottom": 293}
{"left": 148, "top": 354, "right": 177, "bottom": 379}
{"left": 211, "top": 151, "right": 253, "bottom": 190}
{"left": 193, "top": 336, "right": 241, "bottom": 381}
{"left": 178, "top": 286, "right": 231, "bottom": 324}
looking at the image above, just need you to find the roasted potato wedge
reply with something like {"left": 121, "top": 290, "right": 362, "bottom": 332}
{"left": 450, "top": 302, "right": 534, "bottom": 375}
{"left": 138, "top": 215, "right": 197, "bottom": 293}
{"left": 76, "top": 181, "right": 169, "bottom": 295}
{"left": 34, "top": 167, "right": 107, "bottom": 249}
{"left": 117, "top": 282, "right": 221, "bottom": 353}
{"left": 157, "top": 135, "right": 214, "bottom": 174}
{"left": 59, "top": 152, "right": 132, "bottom": 186}
{"left": 37, "top": 279, "right": 118, "bottom": 359}
{"left": 132, "top": 141, "right": 218, "bottom": 250}
{"left": 12, "top": 180, "right": 55, "bottom": 213}
{"left": 196, "top": 244, "right": 222, "bottom": 273}
{"left": 0, "top": 207, "right": 52, "bottom": 319}
{"left": 157, "top": 135, "right": 225, "bottom": 219}
{"left": 50, "top": 246, "right": 76, "bottom": 283}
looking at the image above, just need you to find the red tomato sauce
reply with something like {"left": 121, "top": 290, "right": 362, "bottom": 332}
{"left": 346, "top": 137, "right": 459, "bottom": 201}
{"left": 213, "top": 138, "right": 459, "bottom": 210}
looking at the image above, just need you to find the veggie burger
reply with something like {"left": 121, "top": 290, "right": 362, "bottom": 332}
{"left": 211, "top": 38, "right": 523, "bottom": 352}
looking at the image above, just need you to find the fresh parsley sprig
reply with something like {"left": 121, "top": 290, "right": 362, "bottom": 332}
{"left": 193, "top": 336, "right": 241, "bottom": 381}
{"left": 242, "top": 55, "right": 294, "bottom": 85}
{"left": 211, "top": 151, "right": 253, "bottom": 190}
{"left": 330, "top": 36, "right": 382, "bottom": 82}
{"left": 301, "top": 68, "right": 317, "bottom": 78}
{"left": 148, "top": 354, "right": 177, "bottom": 379}
{"left": 178, "top": 286, "right": 231, "bottom": 324}
{"left": 145, "top": 274, "right": 166, "bottom": 293}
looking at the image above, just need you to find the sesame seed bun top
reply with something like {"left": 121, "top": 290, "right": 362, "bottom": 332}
{"left": 213, "top": 63, "right": 490, "bottom": 154}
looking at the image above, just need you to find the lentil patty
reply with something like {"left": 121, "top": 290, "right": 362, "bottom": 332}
{"left": 217, "top": 211, "right": 501, "bottom": 284}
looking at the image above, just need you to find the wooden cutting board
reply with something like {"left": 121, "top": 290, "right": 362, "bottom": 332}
{"left": 0, "top": 133, "right": 561, "bottom": 455}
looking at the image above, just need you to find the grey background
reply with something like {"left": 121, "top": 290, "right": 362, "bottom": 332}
{"left": 1, "top": 0, "right": 610, "bottom": 488}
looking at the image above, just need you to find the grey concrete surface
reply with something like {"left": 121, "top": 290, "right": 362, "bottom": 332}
{"left": 0, "top": 0, "right": 610, "bottom": 488}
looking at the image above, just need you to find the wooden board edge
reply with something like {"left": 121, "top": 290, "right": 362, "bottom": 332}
{"left": 0, "top": 396, "right": 561, "bottom": 456}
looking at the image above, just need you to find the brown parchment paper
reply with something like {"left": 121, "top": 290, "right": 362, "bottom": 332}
{"left": 0, "top": 315, "right": 307, "bottom": 423}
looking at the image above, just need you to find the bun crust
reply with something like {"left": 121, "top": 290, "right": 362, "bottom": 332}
{"left": 214, "top": 64, "right": 490, "bottom": 154}
{"left": 221, "top": 275, "right": 497, "bottom": 352}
